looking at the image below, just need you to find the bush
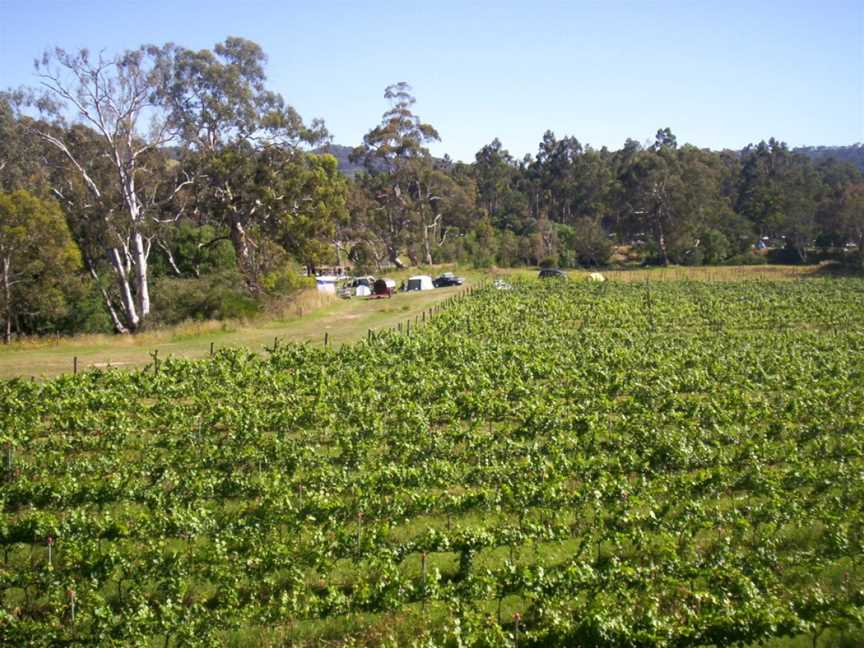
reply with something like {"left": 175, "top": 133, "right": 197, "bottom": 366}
{"left": 61, "top": 282, "right": 115, "bottom": 334}
{"left": 472, "top": 254, "right": 494, "bottom": 269}
{"left": 260, "top": 267, "right": 314, "bottom": 295}
{"left": 150, "top": 271, "right": 260, "bottom": 326}
{"left": 765, "top": 246, "right": 806, "bottom": 264}
{"left": 722, "top": 252, "right": 768, "bottom": 266}
{"left": 569, "top": 218, "right": 613, "bottom": 266}
{"left": 495, "top": 231, "right": 522, "bottom": 267}
{"left": 700, "top": 228, "right": 731, "bottom": 265}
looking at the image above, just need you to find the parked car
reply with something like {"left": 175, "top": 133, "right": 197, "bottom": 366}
{"left": 433, "top": 272, "right": 464, "bottom": 288}
{"left": 538, "top": 268, "right": 567, "bottom": 279}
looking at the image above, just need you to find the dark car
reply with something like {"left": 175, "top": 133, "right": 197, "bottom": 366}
{"left": 433, "top": 272, "right": 464, "bottom": 288}
{"left": 538, "top": 268, "right": 567, "bottom": 279}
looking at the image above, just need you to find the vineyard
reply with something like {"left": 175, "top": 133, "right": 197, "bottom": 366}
{"left": 2, "top": 278, "right": 863, "bottom": 647}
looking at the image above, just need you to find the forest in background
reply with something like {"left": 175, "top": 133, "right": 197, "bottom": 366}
{"left": 1, "top": 37, "right": 863, "bottom": 341}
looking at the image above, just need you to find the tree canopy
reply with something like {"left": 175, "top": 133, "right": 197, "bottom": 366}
{"left": 2, "top": 39, "right": 863, "bottom": 340}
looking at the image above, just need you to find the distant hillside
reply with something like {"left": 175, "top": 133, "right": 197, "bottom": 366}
{"left": 315, "top": 144, "right": 367, "bottom": 177}
{"left": 315, "top": 144, "right": 449, "bottom": 177}
{"left": 795, "top": 144, "right": 864, "bottom": 171}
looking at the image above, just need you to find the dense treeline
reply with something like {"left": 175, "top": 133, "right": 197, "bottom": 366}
{"left": 797, "top": 144, "right": 864, "bottom": 172}
{"left": 1, "top": 38, "right": 863, "bottom": 340}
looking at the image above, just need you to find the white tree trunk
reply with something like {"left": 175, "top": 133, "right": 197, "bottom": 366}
{"left": 85, "top": 257, "right": 129, "bottom": 334}
{"left": 229, "top": 217, "right": 260, "bottom": 293}
{"left": 131, "top": 230, "right": 150, "bottom": 320}
{"left": 2, "top": 256, "right": 11, "bottom": 344}
{"left": 108, "top": 247, "right": 140, "bottom": 330}
{"left": 423, "top": 223, "right": 434, "bottom": 266}
{"left": 31, "top": 48, "right": 183, "bottom": 334}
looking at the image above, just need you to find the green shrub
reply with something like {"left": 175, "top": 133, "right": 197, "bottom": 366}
{"left": 722, "top": 252, "right": 768, "bottom": 266}
{"left": 150, "top": 271, "right": 260, "bottom": 326}
{"left": 260, "top": 267, "right": 314, "bottom": 295}
{"left": 700, "top": 228, "right": 732, "bottom": 265}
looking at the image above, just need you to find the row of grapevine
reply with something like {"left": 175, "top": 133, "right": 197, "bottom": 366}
{"left": 1, "top": 278, "right": 862, "bottom": 646}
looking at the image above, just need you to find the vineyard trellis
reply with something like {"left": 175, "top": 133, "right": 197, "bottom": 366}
{"left": 1, "top": 278, "right": 863, "bottom": 646}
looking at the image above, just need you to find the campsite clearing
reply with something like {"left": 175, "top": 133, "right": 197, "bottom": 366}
{"left": 0, "top": 277, "right": 469, "bottom": 379}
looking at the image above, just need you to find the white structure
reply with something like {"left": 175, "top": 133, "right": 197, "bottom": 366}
{"left": 406, "top": 275, "right": 434, "bottom": 291}
{"left": 587, "top": 272, "right": 606, "bottom": 282}
{"left": 315, "top": 275, "right": 339, "bottom": 294}
{"left": 355, "top": 285, "right": 371, "bottom": 297}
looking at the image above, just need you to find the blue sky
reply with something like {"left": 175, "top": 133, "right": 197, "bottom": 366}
{"left": 1, "top": 0, "right": 862, "bottom": 161}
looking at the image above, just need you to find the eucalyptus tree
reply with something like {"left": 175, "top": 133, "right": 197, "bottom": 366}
{"left": 615, "top": 131, "right": 747, "bottom": 265}
{"left": 159, "top": 37, "right": 339, "bottom": 289}
{"left": 259, "top": 149, "right": 349, "bottom": 275}
{"left": 617, "top": 142, "right": 681, "bottom": 265}
{"left": 28, "top": 46, "right": 191, "bottom": 332}
{"left": 737, "top": 140, "right": 824, "bottom": 261}
{"left": 474, "top": 138, "right": 516, "bottom": 218}
{"left": 352, "top": 82, "right": 464, "bottom": 266}
{"left": 0, "top": 93, "right": 36, "bottom": 192}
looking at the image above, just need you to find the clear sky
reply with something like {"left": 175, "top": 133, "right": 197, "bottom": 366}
{"left": 1, "top": 0, "right": 862, "bottom": 162}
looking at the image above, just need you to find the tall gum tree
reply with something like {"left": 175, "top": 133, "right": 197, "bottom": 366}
{"left": 160, "top": 37, "right": 331, "bottom": 291}
{"left": 28, "top": 46, "right": 190, "bottom": 332}
{"left": 353, "top": 82, "right": 471, "bottom": 267}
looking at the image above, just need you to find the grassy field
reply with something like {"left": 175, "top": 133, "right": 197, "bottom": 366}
{"left": 0, "top": 264, "right": 823, "bottom": 379}
{"left": 0, "top": 268, "right": 481, "bottom": 379}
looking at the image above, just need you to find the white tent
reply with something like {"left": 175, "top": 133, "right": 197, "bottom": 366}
{"left": 355, "top": 285, "right": 371, "bottom": 297}
{"left": 406, "top": 275, "right": 434, "bottom": 291}
{"left": 315, "top": 275, "right": 338, "bottom": 294}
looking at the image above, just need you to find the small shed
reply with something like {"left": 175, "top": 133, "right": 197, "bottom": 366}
{"left": 406, "top": 275, "right": 434, "bottom": 291}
